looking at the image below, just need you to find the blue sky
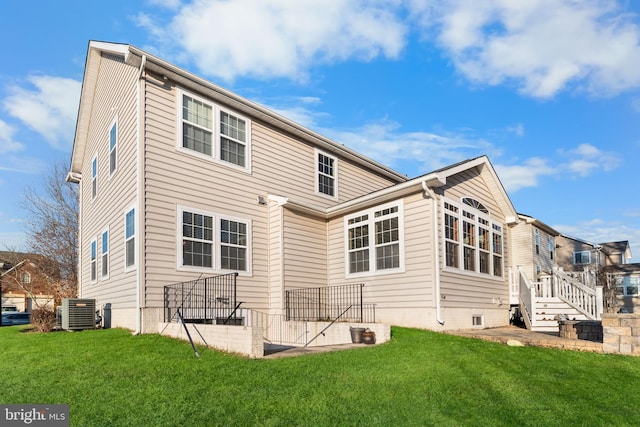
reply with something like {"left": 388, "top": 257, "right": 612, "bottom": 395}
{"left": 1, "top": 0, "right": 639, "bottom": 262}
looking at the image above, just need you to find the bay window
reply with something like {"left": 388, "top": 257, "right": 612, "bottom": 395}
{"left": 443, "top": 197, "right": 503, "bottom": 277}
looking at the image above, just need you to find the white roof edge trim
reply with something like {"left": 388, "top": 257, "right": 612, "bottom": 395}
{"left": 89, "top": 41, "right": 130, "bottom": 59}
{"left": 120, "top": 44, "right": 407, "bottom": 183}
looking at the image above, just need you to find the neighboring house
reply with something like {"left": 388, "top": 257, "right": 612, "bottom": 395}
{"left": 0, "top": 253, "right": 55, "bottom": 312}
{"left": 69, "top": 41, "right": 521, "bottom": 336}
{"left": 510, "top": 213, "right": 560, "bottom": 282}
{"left": 555, "top": 235, "right": 631, "bottom": 272}
{"left": 605, "top": 263, "right": 640, "bottom": 313}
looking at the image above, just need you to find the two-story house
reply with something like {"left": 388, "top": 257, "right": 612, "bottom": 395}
{"left": 69, "top": 41, "right": 520, "bottom": 337}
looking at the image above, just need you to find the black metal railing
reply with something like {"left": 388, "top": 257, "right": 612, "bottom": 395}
{"left": 285, "top": 283, "right": 375, "bottom": 323}
{"left": 164, "top": 273, "right": 240, "bottom": 324}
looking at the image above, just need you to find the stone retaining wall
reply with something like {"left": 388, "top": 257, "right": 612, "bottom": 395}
{"left": 558, "top": 320, "right": 602, "bottom": 342}
{"left": 602, "top": 314, "right": 640, "bottom": 356}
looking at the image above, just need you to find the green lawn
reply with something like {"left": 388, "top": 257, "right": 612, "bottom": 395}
{"left": 1, "top": 325, "right": 639, "bottom": 426}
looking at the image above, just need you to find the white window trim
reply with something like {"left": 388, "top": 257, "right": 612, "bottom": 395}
{"left": 344, "top": 201, "right": 405, "bottom": 279}
{"left": 573, "top": 250, "right": 591, "bottom": 265}
{"left": 442, "top": 197, "right": 504, "bottom": 279}
{"left": 90, "top": 238, "right": 97, "bottom": 284}
{"left": 101, "top": 227, "right": 110, "bottom": 280}
{"left": 124, "top": 204, "right": 137, "bottom": 272}
{"left": 315, "top": 148, "right": 338, "bottom": 200}
{"left": 175, "top": 88, "right": 252, "bottom": 173}
{"left": 91, "top": 155, "right": 98, "bottom": 201}
{"left": 176, "top": 205, "right": 252, "bottom": 275}
{"left": 108, "top": 116, "right": 118, "bottom": 178}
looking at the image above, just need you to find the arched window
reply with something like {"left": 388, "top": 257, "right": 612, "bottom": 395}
{"left": 22, "top": 272, "right": 31, "bottom": 284}
{"left": 462, "top": 197, "right": 489, "bottom": 214}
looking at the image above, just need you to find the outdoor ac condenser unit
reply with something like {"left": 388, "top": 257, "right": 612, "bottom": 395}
{"left": 61, "top": 298, "right": 96, "bottom": 330}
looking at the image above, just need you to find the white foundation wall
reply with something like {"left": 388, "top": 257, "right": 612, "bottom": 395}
{"left": 159, "top": 321, "right": 391, "bottom": 358}
{"left": 375, "top": 307, "right": 510, "bottom": 331}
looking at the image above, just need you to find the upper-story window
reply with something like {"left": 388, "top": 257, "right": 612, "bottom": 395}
{"left": 178, "top": 89, "right": 251, "bottom": 171}
{"left": 316, "top": 150, "right": 337, "bottom": 198}
{"left": 91, "top": 156, "right": 98, "bottom": 200}
{"left": 549, "top": 236, "right": 555, "bottom": 260}
{"left": 109, "top": 119, "right": 118, "bottom": 175}
{"left": 534, "top": 229, "right": 540, "bottom": 255}
{"left": 573, "top": 251, "right": 591, "bottom": 265}
{"left": 345, "top": 202, "right": 404, "bottom": 277}
{"left": 444, "top": 197, "right": 503, "bottom": 277}
{"left": 22, "top": 272, "right": 31, "bottom": 284}
{"left": 178, "top": 206, "right": 251, "bottom": 273}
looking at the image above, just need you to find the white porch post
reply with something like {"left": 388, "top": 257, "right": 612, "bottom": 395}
{"left": 595, "top": 286, "right": 604, "bottom": 320}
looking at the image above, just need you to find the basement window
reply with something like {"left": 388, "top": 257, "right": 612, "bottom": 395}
{"left": 472, "top": 315, "right": 484, "bottom": 326}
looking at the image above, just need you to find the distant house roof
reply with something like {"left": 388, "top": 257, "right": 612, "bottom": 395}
{"left": 604, "top": 262, "right": 640, "bottom": 274}
{"left": 517, "top": 213, "right": 561, "bottom": 236}
{"left": 599, "top": 241, "right": 632, "bottom": 260}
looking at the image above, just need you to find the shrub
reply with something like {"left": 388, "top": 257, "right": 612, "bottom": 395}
{"left": 30, "top": 307, "right": 57, "bottom": 332}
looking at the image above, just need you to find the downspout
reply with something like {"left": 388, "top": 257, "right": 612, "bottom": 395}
{"left": 422, "top": 181, "right": 445, "bottom": 325}
{"left": 134, "top": 54, "right": 146, "bottom": 335}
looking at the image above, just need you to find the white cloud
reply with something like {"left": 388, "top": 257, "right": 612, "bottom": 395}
{"left": 0, "top": 119, "right": 24, "bottom": 154}
{"left": 139, "top": 0, "right": 407, "bottom": 81}
{"left": 494, "top": 157, "right": 555, "bottom": 193}
{"left": 2, "top": 76, "right": 81, "bottom": 150}
{"left": 560, "top": 143, "right": 621, "bottom": 177}
{"left": 424, "top": 0, "right": 640, "bottom": 98}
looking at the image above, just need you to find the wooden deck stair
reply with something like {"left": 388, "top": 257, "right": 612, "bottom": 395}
{"left": 531, "top": 297, "right": 589, "bottom": 332}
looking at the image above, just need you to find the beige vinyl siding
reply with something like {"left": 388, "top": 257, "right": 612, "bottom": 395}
{"left": 267, "top": 202, "right": 284, "bottom": 311}
{"left": 140, "top": 72, "right": 399, "bottom": 310}
{"left": 326, "top": 192, "right": 435, "bottom": 310}
{"left": 282, "top": 209, "right": 327, "bottom": 289}
{"left": 438, "top": 167, "right": 510, "bottom": 309}
{"left": 79, "top": 53, "right": 139, "bottom": 308}
{"left": 510, "top": 224, "right": 535, "bottom": 279}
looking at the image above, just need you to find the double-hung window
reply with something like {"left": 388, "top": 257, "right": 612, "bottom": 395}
{"left": 444, "top": 203, "right": 459, "bottom": 268}
{"left": 178, "top": 90, "right": 250, "bottom": 171}
{"left": 534, "top": 229, "right": 540, "bottom": 255}
{"left": 91, "top": 156, "right": 97, "bottom": 199}
{"left": 90, "top": 239, "right": 97, "bottom": 282}
{"left": 101, "top": 229, "right": 109, "bottom": 278}
{"left": 443, "top": 197, "right": 503, "bottom": 277}
{"left": 179, "top": 206, "right": 250, "bottom": 273}
{"left": 125, "top": 207, "right": 136, "bottom": 268}
{"left": 109, "top": 120, "right": 117, "bottom": 175}
{"left": 316, "top": 150, "right": 337, "bottom": 198}
{"left": 549, "top": 236, "right": 555, "bottom": 260}
{"left": 573, "top": 251, "right": 591, "bottom": 265}
{"left": 346, "top": 203, "right": 403, "bottom": 276}
{"left": 182, "top": 211, "right": 214, "bottom": 268}
{"left": 616, "top": 275, "right": 639, "bottom": 296}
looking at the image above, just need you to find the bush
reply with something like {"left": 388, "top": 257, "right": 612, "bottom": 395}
{"left": 30, "top": 307, "right": 57, "bottom": 332}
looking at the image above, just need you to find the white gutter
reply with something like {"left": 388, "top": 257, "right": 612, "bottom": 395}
{"left": 422, "top": 181, "right": 445, "bottom": 325}
{"left": 134, "top": 55, "right": 146, "bottom": 335}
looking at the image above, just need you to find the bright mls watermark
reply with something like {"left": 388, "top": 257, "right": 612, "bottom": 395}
{"left": 1, "top": 405, "right": 69, "bottom": 426}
